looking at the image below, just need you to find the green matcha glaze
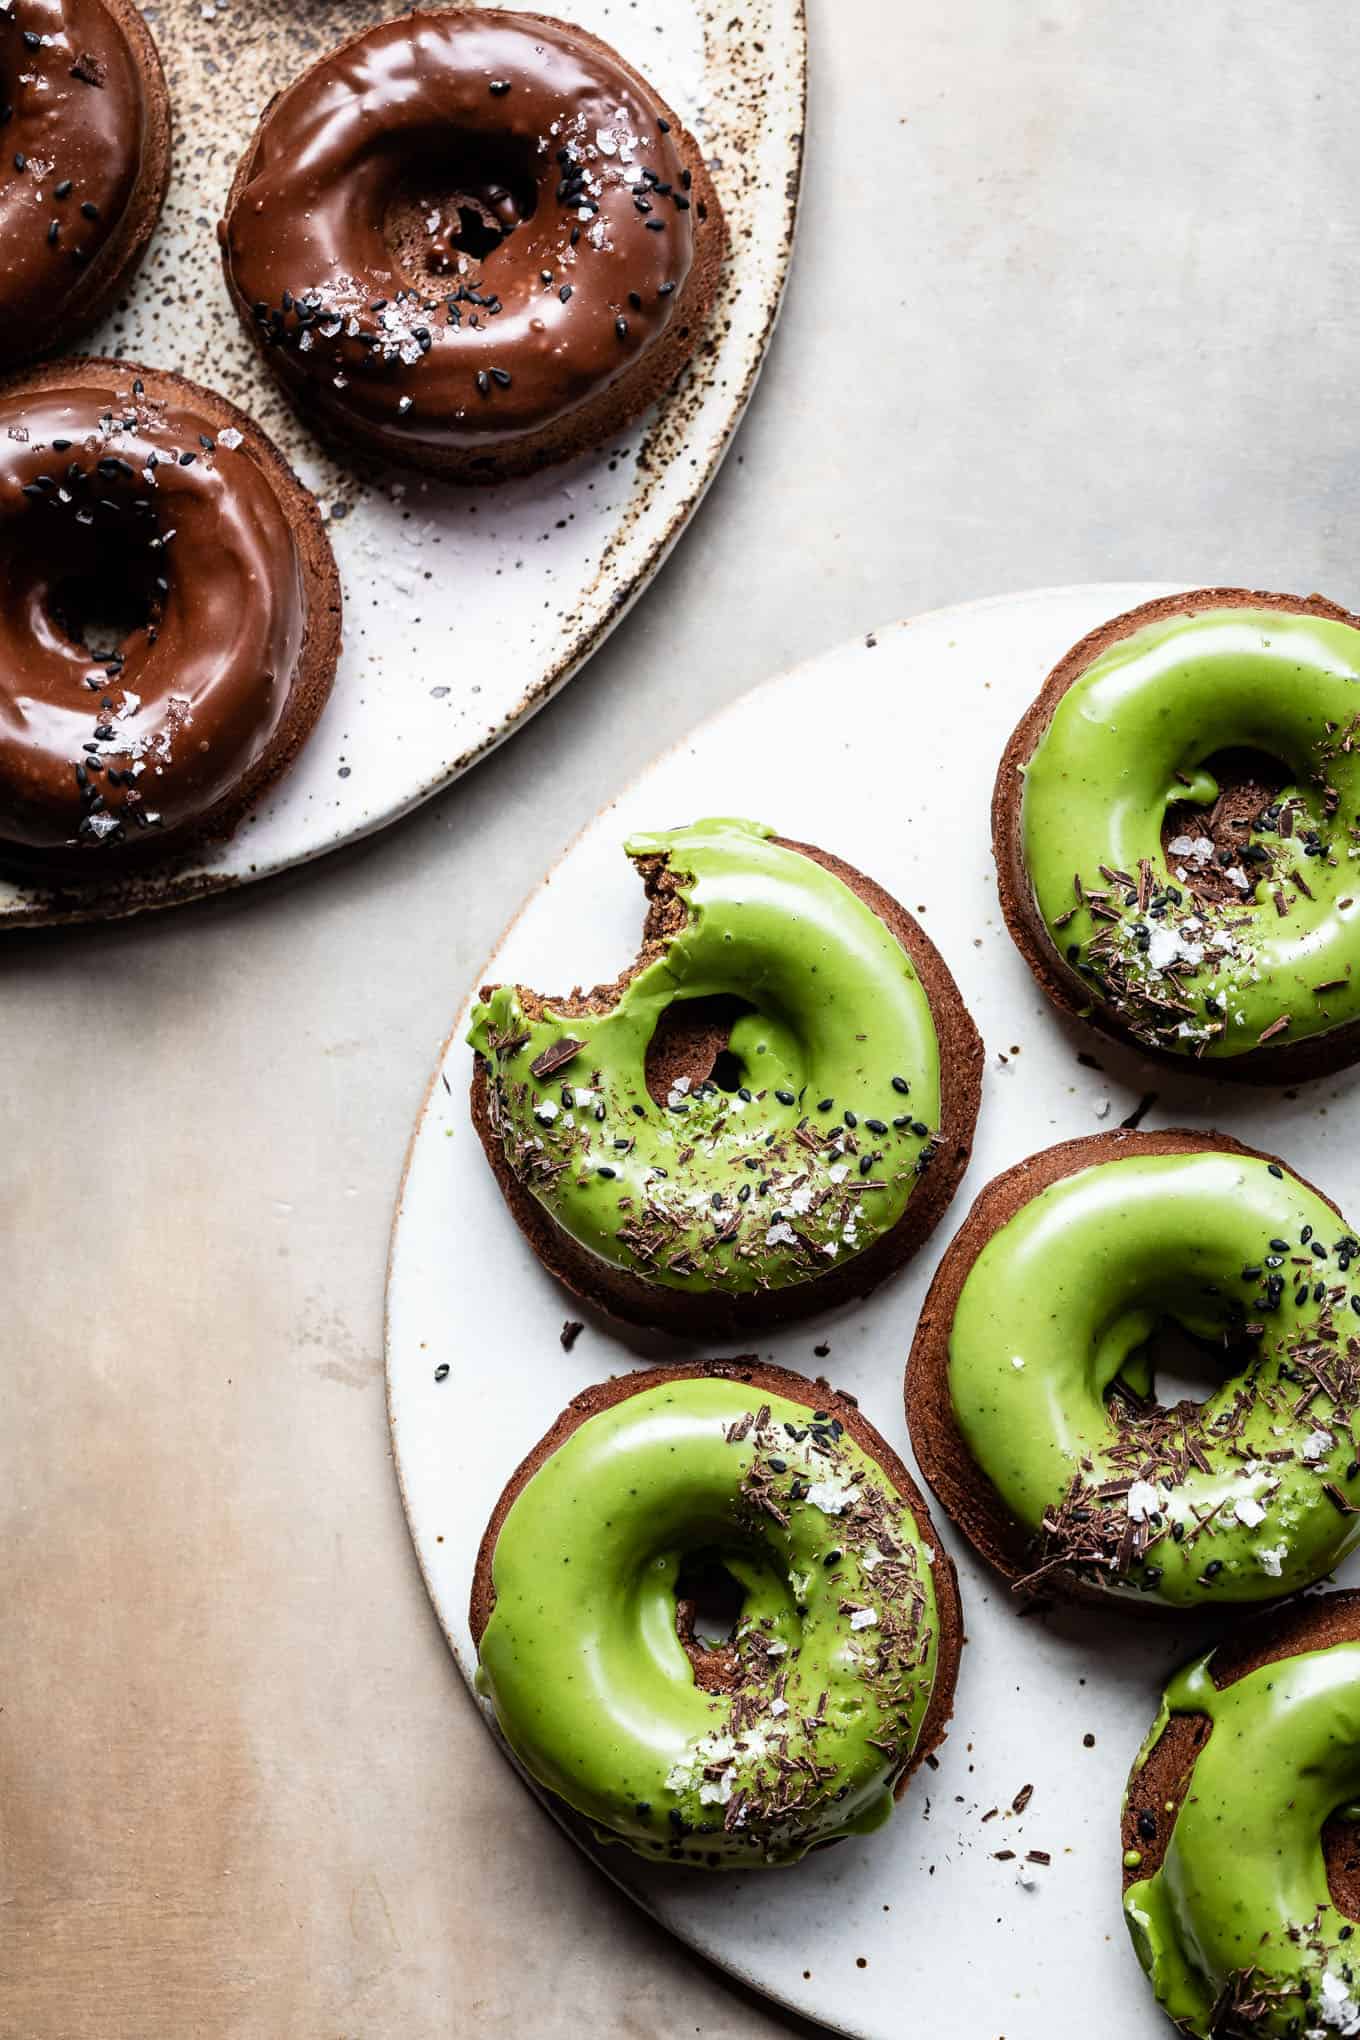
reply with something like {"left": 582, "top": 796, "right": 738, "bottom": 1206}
{"left": 468, "top": 819, "right": 943, "bottom": 1295}
{"left": 1021, "top": 607, "right": 1360, "bottom": 1058}
{"left": 947, "top": 1150, "right": 1360, "bottom": 1605}
{"left": 1125, "top": 1640, "right": 1360, "bottom": 2036}
{"left": 475, "top": 1378, "right": 942, "bottom": 1867}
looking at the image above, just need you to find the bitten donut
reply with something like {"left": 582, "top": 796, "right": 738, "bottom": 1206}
{"left": 907, "top": 1128, "right": 1360, "bottom": 1610}
{"left": 0, "top": 359, "right": 342, "bottom": 868}
{"left": 471, "top": 1359, "right": 962, "bottom": 1869}
{"left": 1124, "top": 1592, "right": 1360, "bottom": 2037}
{"left": 1, "top": 0, "right": 171, "bottom": 370}
{"left": 993, "top": 589, "right": 1360, "bottom": 1080}
{"left": 219, "top": 7, "right": 725, "bottom": 480}
{"left": 467, "top": 817, "right": 983, "bottom": 1335}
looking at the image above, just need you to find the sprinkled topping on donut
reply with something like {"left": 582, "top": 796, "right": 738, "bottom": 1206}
{"left": 1001, "top": 595, "right": 1360, "bottom": 1070}
{"left": 220, "top": 10, "right": 722, "bottom": 474}
{"left": 468, "top": 819, "right": 950, "bottom": 1305}
{"left": 0, "top": 0, "right": 168, "bottom": 367}
{"left": 0, "top": 366, "right": 336, "bottom": 863}
{"left": 473, "top": 1370, "right": 954, "bottom": 1866}
{"left": 912, "top": 1136, "right": 1360, "bottom": 1609}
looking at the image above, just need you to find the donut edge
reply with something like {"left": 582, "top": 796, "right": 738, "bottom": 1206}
{"left": 468, "top": 1355, "right": 964, "bottom": 1811}
{"left": 992, "top": 585, "right": 1360, "bottom": 1085}
{"left": 0, "top": 0, "right": 174, "bottom": 374}
{"left": 1122, "top": 1587, "right": 1360, "bottom": 1921}
{"left": 0, "top": 354, "right": 343, "bottom": 872}
{"left": 468, "top": 833, "right": 985, "bottom": 1336}
{"left": 217, "top": 5, "right": 730, "bottom": 484}
{"left": 904, "top": 1124, "right": 1349, "bottom": 1615}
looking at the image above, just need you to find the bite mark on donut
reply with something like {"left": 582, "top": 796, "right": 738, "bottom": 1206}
{"left": 470, "top": 835, "right": 983, "bottom": 1336}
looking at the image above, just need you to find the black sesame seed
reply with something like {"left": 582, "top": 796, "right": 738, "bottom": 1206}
{"left": 775, "top": 1088, "right": 795, "bottom": 1105}
{"left": 615, "top": 316, "right": 629, "bottom": 339}
{"left": 489, "top": 78, "right": 511, "bottom": 95}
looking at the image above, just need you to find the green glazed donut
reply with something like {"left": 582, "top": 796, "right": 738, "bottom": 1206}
{"left": 469, "top": 1362, "right": 961, "bottom": 1868}
{"left": 994, "top": 589, "right": 1360, "bottom": 1078}
{"left": 907, "top": 1130, "right": 1360, "bottom": 1610}
{"left": 467, "top": 817, "right": 981, "bottom": 1333}
{"left": 1124, "top": 1592, "right": 1360, "bottom": 2037}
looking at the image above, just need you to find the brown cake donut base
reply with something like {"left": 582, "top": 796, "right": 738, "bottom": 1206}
{"left": 992, "top": 586, "right": 1360, "bottom": 1083}
{"left": 470, "top": 1356, "right": 963, "bottom": 1814}
{"left": 1123, "top": 1589, "right": 1360, "bottom": 1919}
{"left": 0, "top": 356, "right": 343, "bottom": 874}
{"left": 5, "top": 0, "right": 173, "bottom": 374}
{"left": 470, "top": 834, "right": 985, "bottom": 1337}
{"left": 906, "top": 1125, "right": 1346, "bottom": 1613}
{"left": 221, "top": 7, "right": 727, "bottom": 484}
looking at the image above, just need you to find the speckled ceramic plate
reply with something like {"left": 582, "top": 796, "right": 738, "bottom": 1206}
{"left": 0, "top": 0, "right": 804, "bottom": 927}
{"left": 387, "top": 584, "right": 1360, "bottom": 2039}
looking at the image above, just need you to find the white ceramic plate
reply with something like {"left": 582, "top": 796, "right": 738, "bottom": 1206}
{"left": 386, "top": 585, "right": 1360, "bottom": 2039}
{"left": 0, "top": 0, "right": 804, "bottom": 927}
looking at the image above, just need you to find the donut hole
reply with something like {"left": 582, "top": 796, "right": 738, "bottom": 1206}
{"left": 644, "top": 995, "right": 760, "bottom": 1109}
{"left": 40, "top": 533, "right": 160, "bottom": 660}
{"left": 383, "top": 144, "right": 540, "bottom": 279}
{"left": 674, "top": 1550, "right": 746, "bottom": 1646}
{"left": 1161, "top": 745, "right": 1293, "bottom": 904}
{"left": 1111, "top": 1316, "right": 1244, "bottom": 1417}
{"left": 674, "top": 1549, "right": 747, "bottom": 1693}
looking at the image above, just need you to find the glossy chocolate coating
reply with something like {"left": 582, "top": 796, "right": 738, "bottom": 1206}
{"left": 0, "top": 375, "right": 307, "bottom": 858}
{"left": 221, "top": 9, "right": 699, "bottom": 457}
{"left": 0, "top": 0, "right": 148, "bottom": 351}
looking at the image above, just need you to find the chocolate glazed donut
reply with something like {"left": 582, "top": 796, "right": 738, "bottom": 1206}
{"left": 0, "top": 359, "right": 342, "bottom": 869}
{"left": 0, "top": 0, "right": 172, "bottom": 370}
{"left": 219, "top": 8, "right": 726, "bottom": 480}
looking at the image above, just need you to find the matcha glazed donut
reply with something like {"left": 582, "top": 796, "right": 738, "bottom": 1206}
{"left": 907, "top": 1128, "right": 1360, "bottom": 1611}
{"left": 470, "top": 1360, "right": 962, "bottom": 1869}
{"left": 468, "top": 818, "right": 983, "bottom": 1335}
{"left": 993, "top": 588, "right": 1360, "bottom": 1080}
{"left": 1123, "top": 1592, "right": 1360, "bottom": 2037}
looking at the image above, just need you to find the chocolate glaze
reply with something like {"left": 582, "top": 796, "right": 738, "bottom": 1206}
{"left": 0, "top": 375, "right": 308, "bottom": 859}
{"left": 221, "top": 8, "right": 700, "bottom": 458}
{"left": 0, "top": 0, "right": 148, "bottom": 353}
